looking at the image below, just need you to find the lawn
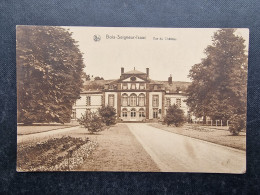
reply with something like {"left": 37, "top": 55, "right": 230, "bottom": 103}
{"left": 149, "top": 123, "right": 246, "bottom": 151}
{"left": 76, "top": 123, "right": 160, "bottom": 172}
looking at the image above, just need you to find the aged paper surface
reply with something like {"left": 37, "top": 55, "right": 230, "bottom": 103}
{"left": 17, "top": 26, "right": 248, "bottom": 173}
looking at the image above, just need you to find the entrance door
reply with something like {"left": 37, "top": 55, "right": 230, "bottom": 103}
{"left": 130, "top": 108, "right": 136, "bottom": 121}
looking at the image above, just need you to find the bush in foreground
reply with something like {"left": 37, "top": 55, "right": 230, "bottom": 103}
{"left": 98, "top": 105, "right": 117, "bottom": 126}
{"left": 164, "top": 104, "right": 186, "bottom": 127}
{"left": 78, "top": 112, "right": 104, "bottom": 134}
{"left": 229, "top": 114, "right": 246, "bottom": 135}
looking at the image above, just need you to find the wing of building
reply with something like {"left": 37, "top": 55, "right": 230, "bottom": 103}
{"left": 72, "top": 68, "right": 191, "bottom": 122}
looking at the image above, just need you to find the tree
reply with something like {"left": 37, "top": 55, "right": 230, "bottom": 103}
{"left": 186, "top": 29, "right": 248, "bottom": 134}
{"left": 17, "top": 26, "right": 84, "bottom": 124}
{"left": 78, "top": 112, "right": 104, "bottom": 134}
{"left": 98, "top": 105, "right": 117, "bottom": 126}
{"left": 164, "top": 104, "right": 186, "bottom": 127}
{"left": 94, "top": 76, "right": 104, "bottom": 80}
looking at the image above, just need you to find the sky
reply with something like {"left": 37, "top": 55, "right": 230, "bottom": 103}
{"left": 67, "top": 27, "right": 249, "bottom": 82}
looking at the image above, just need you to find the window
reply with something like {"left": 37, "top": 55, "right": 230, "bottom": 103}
{"left": 166, "top": 98, "right": 171, "bottom": 107}
{"left": 176, "top": 98, "right": 181, "bottom": 107}
{"left": 72, "top": 109, "right": 76, "bottom": 119}
{"left": 122, "top": 109, "right": 128, "bottom": 117}
{"left": 131, "top": 108, "right": 136, "bottom": 117}
{"left": 131, "top": 83, "right": 136, "bottom": 90}
{"left": 152, "top": 95, "right": 159, "bottom": 107}
{"left": 153, "top": 109, "right": 158, "bottom": 118}
{"left": 130, "top": 76, "right": 136, "bottom": 81}
{"left": 122, "top": 83, "right": 128, "bottom": 90}
{"left": 122, "top": 94, "right": 128, "bottom": 106}
{"left": 108, "top": 95, "right": 114, "bottom": 107}
{"left": 139, "top": 108, "right": 145, "bottom": 117}
{"left": 86, "top": 96, "right": 91, "bottom": 106}
{"left": 109, "top": 85, "right": 114, "bottom": 90}
{"left": 130, "top": 94, "right": 137, "bottom": 106}
{"left": 139, "top": 83, "right": 145, "bottom": 90}
{"left": 138, "top": 93, "right": 145, "bottom": 106}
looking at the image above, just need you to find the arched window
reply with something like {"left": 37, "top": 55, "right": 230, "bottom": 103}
{"left": 131, "top": 108, "right": 136, "bottom": 117}
{"left": 122, "top": 108, "right": 128, "bottom": 117}
{"left": 121, "top": 93, "right": 128, "bottom": 106}
{"left": 139, "top": 108, "right": 145, "bottom": 118}
{"left": 138, "top": 93, "right": 145, "bottom": 106}
{"left": 130, "top": 93, "right": 137, "bottom": 106}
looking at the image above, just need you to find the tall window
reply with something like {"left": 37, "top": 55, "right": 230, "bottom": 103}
{"left": 176, "top": 98, "right": 181, "bottom": 107}
{"left": 153, "top": 109, "right": 158, "bottom": 118}
{"left": 139, "top": 108, "right": 145, "bottom": 117}
{"left": 131, "top": 83, "right": 136, "bottom": 90}
{"left": 166, "top": 98, "right": 171, "bottom": 107}
{"left": 139, "top": 83, "right": 145, "bottom": 90}
{"left": 72, "top": 109, "right": 76, "bottom": 119}
{"left": 86, "top": 96, "right": 91, "bottom": 106}
{"left": 152, "top": 95, "right": 159, "bottom": 107}
{"left": 108, "top": 95, "right": 114, "bottom": 107}
{"left": 131, "top": 108, "right": 136, "bottom": 117}
{"left": 122, "top": 94, "right": 128, "bottom": 106}
{"left": 130, "top": 94, "right": 137, "bottom": 106}
{"left": 138, "top": 93, "right": 145, "bottom": 106}
{"left": 122, "top": 83, "right": 128, "bottom": 90}
{"left": 122, "top": 108, "right": 128, "bottom": 117}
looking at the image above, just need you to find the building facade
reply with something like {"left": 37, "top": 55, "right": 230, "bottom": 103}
{"left": 72, "top": 68, "right": 191, "bottom": 122}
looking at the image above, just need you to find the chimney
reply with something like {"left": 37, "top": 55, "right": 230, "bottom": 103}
{"left": 121, "top": 67, "right": 124, "bottom": 74}
{"left": 168, "top": 74, "right": 172, "bottom": 84}
{"left": 146, "top": 68, "right": 149, "bottom": 77}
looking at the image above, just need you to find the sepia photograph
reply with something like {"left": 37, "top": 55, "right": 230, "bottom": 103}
{"left": 17, "top": 26, "right": 248, "bottom": 173}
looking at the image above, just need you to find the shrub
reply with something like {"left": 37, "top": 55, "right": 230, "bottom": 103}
{"left": 164, "top": 104, "right": 186, "bottom": 127}
{"left": 98, "top": 105, "right": 117, "bottom": 126}
{"left": 78, "top": 112, "right": 104, "bottom": 134}
{"left": 229, "top": 114, "right": 246, "bottom": 135}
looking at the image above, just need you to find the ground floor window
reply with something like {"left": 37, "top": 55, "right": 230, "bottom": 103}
{"left": 153, "top": 109, "right": 158, "bottom": 118}
{"left": 131, "top": 108, "right": 136, "bottom": 117}
{"left": 72, "top": 110, "right": 76, "bottom": 119}
{"left": 122, "top": 109, "right": 127, "bottom": 117}
{"left": 139, "top": 108, "right": 145, "bottom": 117}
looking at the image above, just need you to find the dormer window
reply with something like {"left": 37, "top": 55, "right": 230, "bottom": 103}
{"left": 122, "top": 83, "right": 128, "bottom": 90}
{"left": 131, "top": 83, "right": 136, "bottom": 89}
{"left": 139, "top": 83, "right": 145, "bottom": 90}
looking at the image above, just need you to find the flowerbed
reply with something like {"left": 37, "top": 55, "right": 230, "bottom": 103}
{"left": 17, "top": 136, "right": 97, "bottom": 171}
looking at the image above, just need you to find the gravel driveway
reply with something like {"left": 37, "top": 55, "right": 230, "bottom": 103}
{"left": 127, "top": 123, "right": 246, "bottom": 173}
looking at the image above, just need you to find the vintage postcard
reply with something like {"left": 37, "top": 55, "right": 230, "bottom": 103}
{"left": 17, "top": 26, "right": 248, "bottom": 173}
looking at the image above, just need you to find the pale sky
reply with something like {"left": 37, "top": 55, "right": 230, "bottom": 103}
{"left": 67, "top": 27, "right": 249, "bottom": 82}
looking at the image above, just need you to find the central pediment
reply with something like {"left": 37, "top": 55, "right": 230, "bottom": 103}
{"left": 121, "top": 76, "right": 146, "bottom": 82}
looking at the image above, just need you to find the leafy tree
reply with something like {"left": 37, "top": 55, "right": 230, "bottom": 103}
{"left": 94, "top": 76, "right": 104, "bottom": 80}
{"left": 186, "top": 29, "right": 247, "bottom": 134}
{"left": 78, "top": 112, "right": 104, "bottom": 134}
{"left": 17, "top": 26, "right": 84, "bottom": 124}
{"left": 164, "top": 104, "right": 186, "bottom": 127}
{"left": 98, "top": 105, "right": 117, "bottom": 126}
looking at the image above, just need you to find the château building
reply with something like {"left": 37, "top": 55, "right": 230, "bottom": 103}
{"left": 72, "top": 68, "right": 191, "bottom": 122}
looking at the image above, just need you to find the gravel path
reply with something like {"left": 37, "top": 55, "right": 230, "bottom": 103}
{"left": 17, "top": 126, "right": 80, "bottom": 144}
{"left": 127, "top": 123, "right": 246, "bottom": 173}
